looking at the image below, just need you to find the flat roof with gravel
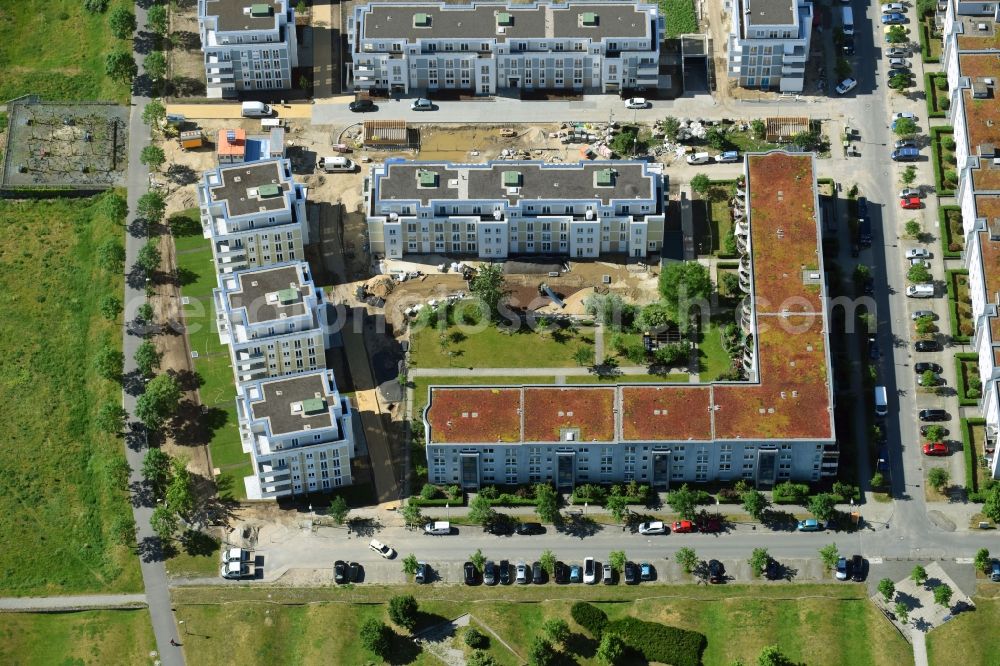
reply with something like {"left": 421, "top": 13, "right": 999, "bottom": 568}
{"left": 248, "top": 373, "right": 336, "bottom": 436}
{"left": 202, "top": 0, "right": 285, "bottom": 33}
{"left": 222, "top": 263, "right": 313, "bottom": 325}
{"left": 207, "top": 160, "right": 292, "bottom": 218}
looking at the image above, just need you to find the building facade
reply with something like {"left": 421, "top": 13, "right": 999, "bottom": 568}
{"left": 727, "top": 0, "right": 813, "bottom": 92}
{"left": 197, "top": 158, "right": 309, "bottom": 275}
{"left": 347, "top": 1, "right": 662, "bottom": 95}
{"left": 423, "top": 153, "right": 838, "bottom": 490}
{"left": 213, "top": 261, "right": 330, "bottom": 384}
{"left": 364, "top": 160, "right": 666, "bottom": 259}
{"left": 198, "top": 0, "right": 299, "bottom": 99}
{"left": 237, "top": 370, "right": 355, "bottom": 499}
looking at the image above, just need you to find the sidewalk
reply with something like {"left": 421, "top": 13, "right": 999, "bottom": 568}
{"left": 0, "top": 594, "right": 147, "bottom": 612}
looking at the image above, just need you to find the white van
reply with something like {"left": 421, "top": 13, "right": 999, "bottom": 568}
{"left": 842, "top": 6, "right": 855, "bottom": 35}
{"left": 241, "top": 101, "right": 272, "bottom": 117}
{"left": 260, "top": 118, "right": 284, "bottom": 129}
{"left": 424, "top": 521, "right": 451, "bottom": 535}
{"left": 906, "top": 284, "right": 935, "bottom": 298}
{"left": 686, "top": 152, "right": 711, "bottom": 165}
{"left": 874, "top": 386, "right": 888, "bottom": 417}
{"left": 318, "top": 156, "right": 357, "bottom": 173}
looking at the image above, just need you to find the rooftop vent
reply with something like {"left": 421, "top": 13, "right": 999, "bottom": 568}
{"left": 418, "top": 170, "right": 438, "bottom": 188}
{"left": 257, "top": 183, "right": 281, "bottom": 198}
{"left": 580, "top": 12, "right": 598, "bottom": 26}
{"left": 302, "top": 398, "right": 326, "bottom": 415}
{"left": 502, "top": 170, "right": 522, "bottom": 187}
{"left": 596, "top": 168, "right": 615, "bottom": 187}
{"left": 249, "top": 3, "right": 272, "bottom": 18}
{"left": 414, "top": 13, "right": 431, "bottom": 27}
{"left": 496, "top": 11, "right": 513, "bottom": 26}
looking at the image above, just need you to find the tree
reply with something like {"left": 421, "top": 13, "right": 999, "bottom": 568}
{"left": 905, "top": 219, "right": 921, "bottom": 238}
{"left": 924, "top": 425, "right": 946, "bottom": 443}
{"left": 100, "top": 294, "right": 123, "bottom": 320}
{"left": 93, "top": 345, "right": 124, "bottom": 381}
{"left": 690, "top": 173, "right": 711, "bottom": 196}
{"left": 654, "top": 341, "right": 691, "bottom": 367}
{"left": 928, "top": 467, "right": 950, "bottom": 491}
{"left": 750, "top": 118, "right": 766, "bottom": 139}
{"left": 894, "top": 602, "right": 909, "bottom": 625}
{"left": 742, "top": 489, "right": 769, "bottom": 521}
{"left": 468, "top": 494, "right": 496, "bottom": 526}
{"left": 757, "top": 645, "right": 798, "bottom": 666}
{"left": 835, "top": 57, "right": 852, "bottom": 80}
{"left": 889, "top": 73, "right": 910, "bottom": 91}
{"left": 136, "top": 303, "right": 155, "bottom": 325}
{"left": 819, "top": 543, "right": 840, "bottom": 571}
{"left": 388, "top": 594, "right": 419, "bottom": 631}
{"left": 639, "top": 303, "right": 673, "bottom": 331}
{"left": 465, "top": 628, "right": 489, "bottom": 650}
{"left": 934, "top": 583, "right": 954, "bottom": 607}
{"left": 135, "top": 374, "right": 182, "bottom": 429}
{"left": 605, "top": 494, "right": 631, "bottom": 523}
{"left": 911, "top": 565, "right": 928, "bottom": 586}
{"left": 96, "top": 402, "right": 129, "bottom": 436}
{"left": 140, "top": 145, "right": 166, "bottom": 170}
{"left": 878, "top": 578, "right": 896, "bottom": 602}
{"left": 468, "top": 651, "right": 498, "bottom": 666}
{"left": 535, "top": 483, "right": 560, "bottom": 523}
{"left": 109, "top": 6, "right": 136, "bottom": 39}
{"left": 359, "top": 618, "right": 392, "bottom": 659}
{"left": 144, "top": 51, "right": 167, "bottom": 81}
{"left": 543, "top": 618, "right": 570, "bottom": 647}
{"left": 871, "top": 471, "right": 886, "bottom": 488}
{"left": 984, "top": 484, "right": 1000, "bottom": 523}
{"left": 908, "top": 263, "right": 932, "bottom": 283}
{"left": 808, "top": 493, "right": 838, "bottom": 522}
{"left": 468, "top": 548, "right": 486, "bottom": 573}
{"left": 402, "top": 553, "right": 419, "bottom": 575}
{"left": 165, "top": 460, "right": 195, "bottom": 518}
{"left": 85, "top": 0, "right": 111, "bottom": 13}
{"left": 573, "top": 346, "right": 593, "bottom": 367}
{"left": 142, "top": 448, "right": 172, "bottom": 496}
{"left": 136, "top": 191, "right": 166, "bottom": 223}
{"left": 609, "top": 550, "right": 627, "bottom": 573}
{"left": 100, "top": 192, "right": 128, "bottom": 221}
{"left": 920, "top": 369, "right": 938, "bottom": 388}
{"left": 401, "top": 502, "right": 424, "bottom": 528}
{"left": 658, "top": 261, "right": 712, "bottom": 332}
{"left": 893, "top": 117, "right": 918, "bottom": 137}
{"left": 886, "top": 25, "right": 908, "bottom": 43}
{"left": 136, "top": 241, "right": 161, "bottom": 274}
{"left": 540, "top": 549, "right": 556, "bottom": 575}
{"left": 675, "top": 546, "right": 698, "bottom": 574}
{"left": 105, "top": 49, "right": 137, "bottom": 83}
{"left": 975, "top": 548, "right": 991, "bottom": 573}
{"left": 150, "top": 504, "right": 178, "bottom": 541}
{"left": 147, "top": 4, "right": 168, "bottom": 35}
{"left": 705, "top": 126, "right": 729, "bottom": 150}
{"left": 134, "top": 340, "right": 162, "bottom": 376}
{"left": 791, "top": 128, "right": 824, "bottom": 152}
{"left": 749, "top": 547, "right": 770, "bottom": 577}
{"left": 661, "top": 116, "right": 681, "bottom": 142}
{"left": 528, "top": 637, "right": 557, "bottom": 666}
{"left": 97, "top": 239, "right": 126, "bottom": 272}
{"left": 142, "top": 100, "right": 166, "bottom": 127}
{"left": 901, "top": 166, "right": 917, "bottom": 186}
{"left": 470, "top": 263, "right": 509, "bottom": 323}
{"left": 667, "top": 483, "right": 700, "bottom": 519}
{"left": 328, "top": 495, "right": 349, "bottom": 525}
{"left": 596, "top": 633, "right": 626, "bottom": 665}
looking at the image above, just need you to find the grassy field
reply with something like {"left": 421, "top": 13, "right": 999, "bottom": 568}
{"left": 0, "top": 609, "right": 155, "bottom": 664}
{"left": 0, "top": 0, "right": 131, "bottom": 102}
{"left": 927, "top": 592, "right": 1000, "bottom": 666}
{"left": 0, "top": 195, "right": 141, "bottom": 596}
{"left": 698, "top": 318, "right": 735, "bottom": 380}
{"left": 171, "top": 584, "right": 912, "bottom": 666}
{"left": 659, "top": 0, "right": 698, "bottom": 38}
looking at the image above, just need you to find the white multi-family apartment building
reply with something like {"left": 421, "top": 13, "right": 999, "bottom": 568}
{"left": 364, "top": 160, "right": 666, "bottom": 259}
{"left": 213, "top": 261, "right": 330, "bottom": 385}
{"left": 197, "top": 158, "right": 309, "bottom": 275}
{"left": 198, "top": 0, "right": 299, "bottom": 98}
{"left": 237, "top": 370, "right": 355, "bottom": 499}
{"left": 727, "top": 0, "right": 813, "bottom": 92}
{"left": 422, "top": 153, "right": 838, "bottom": 490}
{"left": 347, "top": 1, "right": 662, "bottom": 95}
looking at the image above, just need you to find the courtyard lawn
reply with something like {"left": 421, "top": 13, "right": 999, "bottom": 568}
{"left": 948, "top": 270, "right": 973, "bottom": 342}
{"left": 699, "top": 318, "right": 735, "bottom": 380}
{"left": 931, "top": 128, "right": 958, "bottom": 194}
{"left": 0, "top": 0, "right": 131, "bottom": 102}
{"left": 0, "top": 609, "right": 155, "bottom": 664}
{"left": 659, "top": 0, "right": 698, "bottom": 37}
{"left": 0, "top": 195, "right": 141, "bottom": 596}
{"left": 927, "top": 593, "right": 1000, "bottom": 666}
{"left": 941, "top": 206, "right": 964, "bottom": 258}
{"left": 171, "top": 584, "right": 912, "bottom": 666}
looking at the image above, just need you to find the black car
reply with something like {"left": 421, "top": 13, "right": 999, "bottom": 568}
{"left": 415, "top": 562, "right": 429, "bottom": 584}
{"left": 708, "top": 559, "right": 725, "bottom": 584}
{"left": 857, "top": 196, "right": 869, "bottom": 218}
{"left": 919, "top": 408, "right": 949, "bottom": 422}
{"left": 498, "top": 559, "right": 512, "bottom": 585}
{"left": 484, "top": 560, "right": 497, "bottom": 585}
{"left": 532, "top": 561, "right": 545, "bottom": 584}
{"left": 842, "top": 35, "right": 855, "bottom": 55}
{"left": 553, "top": 561, "right": 568, "bottom": 584}
{"left": 765, "top": 558, "right": 780, "bottom": 580}
{"left": 624, "top": 561, "right": 638, "bottom": 585}
{"left": 915, "top": 340, "right": 942, "bottom": 352}
{"left": 516, "top": 522, "right": 545, "bottom": 535}
{"left": 334, "top": 560, "right": 347, "bottom": 584}
{"left": 868, "top": 335, "right": 880, "bottom": 360}
{"left": 915, "top": 362, "right": 942, "bottom": 374}
{"left": 920, "top": 425, "right": 949, "bottom": 437}
{"left": 464, "top": 561, "right": 477, "bottom": 585}
{"left": 348, "top": 562, "right": 360, "bottom": 583}
{"left": 349, "top": 99, "right": 376, "bottom": 112}
{"left": 863, "top": 277, "right": 875, "bottom": 296}
{"left": 850, "top": 555, "right": 866, "bottom": 582}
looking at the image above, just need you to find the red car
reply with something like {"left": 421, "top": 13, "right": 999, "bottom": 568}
{"left": 922, "top": 442, "right": 948, "bottom": 456}
{"left": 671, "top": 520, "right": 695, "bottom": 533}
{"left": 900, "top": 196, "right": 922, "bottom": 210}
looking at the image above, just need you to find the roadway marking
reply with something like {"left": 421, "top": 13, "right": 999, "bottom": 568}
{"left": 955, "top": 557, "right": 974, "bottom": 564}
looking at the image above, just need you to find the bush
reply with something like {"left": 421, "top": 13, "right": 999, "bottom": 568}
{"left": 943, "top": 136, "right": 956, "bottom": 151}
{"left": 605, "top": 617, "right": 707, "bottom": 666}
{"left": 574, "top": 483, "right": 607, "bottom": 503}
{"left": 772, "top": 481, "right": 810, "bottom": 504}
{"left": 465, "top": 627, "right": 489, "bottom": 649}
{"left": 571, "top": 601, "right": 608, "bottom": 638}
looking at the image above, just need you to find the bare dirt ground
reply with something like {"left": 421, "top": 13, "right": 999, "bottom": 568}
{"left": 167, "top": 0, "right": 210, "bottom": 98}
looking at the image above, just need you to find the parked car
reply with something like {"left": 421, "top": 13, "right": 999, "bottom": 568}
{"left": 624, "top": 97, "right": 649, "bottom": 109}
{"left": 797, "top": 518, "right": 824, "bottom": 531}
{"left": 715, "top": 150, "right": 740, "bottom": 163}
{"left": 348, "top": 562, "right": 360, "bottom": 583}
{"left": 919, "top": 408, "right": 949, "bottom": 422}
{"left": 686, "top": 152, "right": 711, "bottom": 165}
{"left": 516, "top": 521, "right": 544, "bottom": 536}
{"left": 857, "top": 196, "right": 869, "bottom": 218}
{"left": 602, "top": 563, "right": 614, "bottom": 585}
{"left": 222, "top": 547, "right": 251, "bottom": 564}
{"left": 415, "top": 562, "right": 430, "bottom": 584}
{"left": 915, "top": 362, "right": 942, "bottom": 373}
{"left": 923, "top": 442, "right": 949, "bottom": 456}
{"left": 842, "top": 35, "right": 856, "bottom": 55}
{"left": 584, "top": 557, "right": 597, "bottom": 584}
{"left": 915, "top": 340, "right": 942, "bottom": 352}
{"left": 851, "top": 555, "right": 867, "bottom": 582}
{"left": 369, "top": 539, "right": 396, "bottom": 559}
{"left": 881, "top": 2, "right": 905, "bottom": 12}
{"left": 863, "top": 276, "right": 875, "bottom": 296}
{"left": 900, "top": 196, "right": 922, "bottom": 209}
{"left": 424, "top": 521, "right": 451, "bottom": 535}
{"left": 348, "top": 99, "right": 376, "bottom": 112}
{"left": 410, "top": 98, "right": 434, "bottom": 111}
{"left": 638, "top": 521, "right": 667, "bottom": 535}
{"left": 889, "top": 58, "right": 910, "bottom": 69}
{"left": 895, "top": 138, "right": 917, "bottom": 149}
{"left": 990, "top": 560, "right": 1000, "bottom": 582}
{"left": 836, "top": 77, "right": 858, "bottom": 94}
{"left": 569, "top": 564, "right": 582, "bottom": 583}
{"left": 836, "top": 557, "right": 849, "bottom": 580}
{"left": 892, "top": 111, "right": 917, "bottom": 122}
{"left": 532, "top": 561, "right": 545, "bottom": 584}
{"left": 484, "top": 560, "right": 497, "bottom": 585}
{"left": 640, "top": 562, "right": 653, "bottom": 581}
{"left": 899, "top": 188, "right": 921, "bottom": 198}
{"left": 868, "top": 335, "right": 880, "bottom": 361}
{"left": 912, "top": 310, "right": 936, "bottom": 320}
{"left": 334, "top": 560, "right": 348, "bottom": 584}
{"left": 672, "top": 520, "right": 695, "bottom": 533}
{"left": 624, "top": 561, "right": 638, "bottom": 585}
{"left": 515, "top": 561, "right": 529, "bottom": 584}
{"left": 554, "top": 561, "right": 568, "bottom": 584}
{"left": 221, "top": 561, "right": 253, "bottom": 580}
{"left": 881, "top": 12, "right": 906, "bottom": 24}
{"left": 708, "top": 559, "right": 725, "bottom": 584}
{"left": 464, "top": 561, "right": 477, "bottom": 585}
{"left": 886, "top": 47, "right": 910, "bottom": 58}
{"left": 892, "top": 147, "right": 920, "bottom": 162}
{"left": 499, "top": 560, "right": 512, "bottom": 585}
{"left": 906, "top": 248, "right": 931, "bottom": 259}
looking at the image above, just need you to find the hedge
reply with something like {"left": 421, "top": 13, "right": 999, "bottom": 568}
{"left": 605, "top": 617, "right": 707, "bottom": 666}
{"left": 946, "top": 269, "right": 971, "bottom": 344}
{"left": 930, "top": 126, "right": 956, "bottom": 196}
{"left": 962, "top": 417, "right": 985, "bottom": 501}
{"left": 408, "top": 496, "right": 464, "bottom": 507}
{"left": 571, "top": 602, "right": 608, "bottom": 638}
{"left": 954, "top": 353, "right": 981, "bottom": 406}
{"left": 486, "top": 495, "right": 539, "bottom": 507}
{"left": 940, "top": 205, "right": 963, "bottom": 259}
{"left": 924, "top": 72, "right": 948, "bottom": 118}
{"left": 919, "top": 18, "right": 940, "bottom": 64}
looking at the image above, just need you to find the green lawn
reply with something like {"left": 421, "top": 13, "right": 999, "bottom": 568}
{"left": 172, "top": 584, "right": 912, "bottom": 666}
{"left": 698, "top": 318, "right": 735, "bottom": 380}
{"left": 0, "top": 609, "right": 155, "bottom": 664}
{"left": 927, "top": 593, "right": 1000, "bottom": 666}
{"left": 949, "top": 270, "right": 974, "bottom": 339}
{"left": 659, "top": 0, "right": 698, "bottom": 37}
{"left": 0, "top": 0, "right": 131, "bottom": 102}
{"left": 0, "top": 195, "right": 141, "bottom": 596}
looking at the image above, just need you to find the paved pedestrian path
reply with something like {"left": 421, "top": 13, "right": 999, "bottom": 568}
{"left": 0, "top": 594, "right": 147, "bottom": 612}
{"left": 409, "top": 366, "right": 652, "bottom": 378}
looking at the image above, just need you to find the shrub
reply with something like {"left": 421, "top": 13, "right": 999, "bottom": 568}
{"left": 943, "top": 136, "right": 956, "bottom": 150}
{"left": 772, "top": 481, "right": 810, "bottom": 504}
{"left": 465, "top": 627, "right": 489, "bottom": 649}
{"left": 571, "top": 601, "right": 608, "bottom": 638}
{"left": 941, "top": 98, "right": 950, "bottom": 110}
{"left": 936, "top": 76, "right": 948, "bottom": 91}
{"left": 604, "top": 617, "right": 707, "bottom": 666}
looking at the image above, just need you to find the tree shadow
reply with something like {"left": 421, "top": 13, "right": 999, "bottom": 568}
{"left": 346, "top": 516, "right": 383, "bottom": 538}
{"left": 556, "top": 514, "right": 602, "bottom": 539}
{"left": 136, "top": 535, "right": 167, "bottom": 563}
{"left": 180, "top": 529, "right": 220, "bottom": 556}
{"left": 170, "top": 401, "right": 229, "bottom": 447}
{"left": 166, "top": 76, "right": 207, "bottom": 98}
{"left": 780, "top": 563, "right": 799, "bottom": 581}
{"left": 166, "top": 164, "right": 198, "bottom": 186}
{"left": 169, "top": 30, "right": 202, "bottom": 51}
{"left": 169, "top": 368, "right": 205, "bottom": 391}
{"left": 760, "top": 508, "right": 798, "bottom": 531}
{"left": 386, "top": 631, "right": 423, "bottom": 665}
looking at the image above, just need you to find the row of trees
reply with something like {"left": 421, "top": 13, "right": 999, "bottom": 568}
{"left": 104, "top": 3, "right": 170, "bottom": 86}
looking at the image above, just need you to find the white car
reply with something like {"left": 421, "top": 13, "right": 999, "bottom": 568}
{"left": 909, "top": 257, "right": 930, "bottom": 268}
{"left": 221, "top": 547, "right": 251, "bottom": 564}
{"left": 368, "top": 539, "right": 396, "bottom": 559}
{"left": 836, "top": 78, "right": 858, "bottom": 95}
{"left": 624, "top": 97, "right": 649, "bottom": 109}
{"left": 515, "top": 561, "right": 529, "bottom": 584}
{"left": 906, "top": 248, "right": 931, "bottom": 259}
{"left": 638, "top": 521, "right": 667, "bottom": 535}
{"left": 423, "top": 521, "right": 451, "bottom": 535}
{"left": 686, "top": 152, "right": 711, "bottom": 165}
{"left": 583, "top": 557, "right": 597, "bottom": 584}
{"left": 881, "top": 3, "right": 905, "bottom": 13}
{"left": 889, "top": 58, "right": 910, "bottom": 69}
{"left": 898, "top": 188, "right": 921, "bottom": 198}
{"left": 892, "top": 111, "right": 916, "bottom": 121}
{"left": 410, "top": 98, "right": 434, "bottom": 111}
{"left": 886, "top": 47, "right": 910, "bottom": 57}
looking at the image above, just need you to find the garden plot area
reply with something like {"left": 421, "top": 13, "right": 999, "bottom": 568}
{"left": 1, "top": 99, "right": 128, "bottom": 191}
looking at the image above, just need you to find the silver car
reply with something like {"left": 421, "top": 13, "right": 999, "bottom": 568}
{"left": 889, "top": 58, "right": 910, "bottom": 69}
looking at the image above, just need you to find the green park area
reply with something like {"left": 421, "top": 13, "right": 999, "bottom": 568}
{"left": 0, "top": 609, "right": 155, "bottom": 664}
{"left": 927, "top": 593, "right": 1000, "bottom": 666}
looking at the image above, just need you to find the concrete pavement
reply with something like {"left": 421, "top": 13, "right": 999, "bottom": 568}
{"left": 163, "top": 103, "right": 313, "bottom": 120}
{"left": 0, "top": 594, "right": 147, "bottom": 612}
